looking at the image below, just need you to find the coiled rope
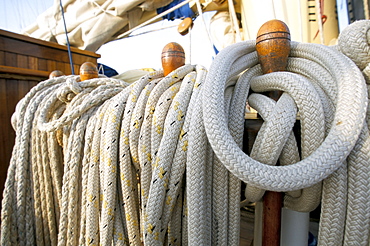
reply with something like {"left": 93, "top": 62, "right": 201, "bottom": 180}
{"left": 202, "top": 22, "right": 370, "bottom": 246}
{"left": 1, "top": 20, "right": 370, "bottom": 246}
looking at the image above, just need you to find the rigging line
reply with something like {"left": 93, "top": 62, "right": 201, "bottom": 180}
{"left": 195, "top": 0, "right": 216, "bottom": 57}
{"left": 364, "top": 0, "right": 370, "bottom": 19}
{"left": 121, "top": 24, "right": 178, "bottom": 39}
{"left": 59, "top": 0, "right": 75, "bottom": 75}
{"left": 115, "top": 0, "right": 193, "bottom": 39}
{"left": 227, "top": 0, "right": 242, "bottom": 42}
{"left": 189, "top": 25, "right": 192, "bottom": 64}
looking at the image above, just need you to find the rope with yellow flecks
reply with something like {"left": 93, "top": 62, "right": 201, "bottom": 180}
{"left": 2, "top": 20, "right": 370, "bottom": 246}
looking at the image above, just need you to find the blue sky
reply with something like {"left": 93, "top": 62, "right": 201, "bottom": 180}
{"left": 0, "top": 0, "right": 216, "bottom": 74}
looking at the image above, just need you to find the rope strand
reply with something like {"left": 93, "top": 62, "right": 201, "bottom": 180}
{"left": 2, "top": 20, "right": 370, "bottom": 246}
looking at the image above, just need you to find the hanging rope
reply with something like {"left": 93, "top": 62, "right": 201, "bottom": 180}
{"left": 202, "top": 24, "right": 370, "bottom": 246}
{"left": 1, "top": 20, "right": 370, "bottom": 246}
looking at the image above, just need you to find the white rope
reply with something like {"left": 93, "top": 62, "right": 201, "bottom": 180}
{"left": 2, "top": 20, "right": 370, "bottom": 246}
{"left": 202, "top": 39, "right": 369, "bottom": 246}
{"left": 203, "top": 40, "right": 366, "bottom": 190}
{"left": 336, "top": 20, "right": 370, "bottom": 246}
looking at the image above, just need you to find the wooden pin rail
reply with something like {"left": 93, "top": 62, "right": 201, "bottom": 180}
{"left": 161, "top": 42, "right": 186, "bottom": 76}
{"left": 80, "top": 62, "right": 98, "bottom": 81}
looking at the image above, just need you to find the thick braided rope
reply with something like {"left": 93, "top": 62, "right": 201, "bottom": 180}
{"left": 138, "top": 81, "right": 180, "bottom": 235}
{"left": 53, "top": 80, "right": 125, "bottom": 246}
{"left": 159, "top": 65, "right": 207, "bottom": 244}
{"left": 245, "top": 91, "right": 298, "bottom": 201}
{"left": 204, "top": 40, "right": 366, "bottom": 246}
{"left": 336, "top": 20, "right": 370, "bottom": 246}
{"left": 4, "top": 22, "right": 370, "bottom": 246}
{"left": 1, "top": 76, "right": 69, "bottom": 245}
{"left": 286, "top": 51, "right": 349, "bottom": 240}
{"left": 203, "top": 40, "right": 367, "bottom": 191}
{"left": 129, "top": 79, "right": 161, "bottom": 170}
{"left": 251, "top": 72, "right": 325, "bottom": 212}
{"left": 85, "top": 100, "right": 112, "bottom": 246}
{"left": 211, "top": 85, "right": 233, "bottom": 245}
{"left": 12, "top": 82, "right": 63, "bottom": 245}
{"left": 186, "top": 71, "right": 214, "bottom": 245}
{"left": 344, "top": 126, "right": 370, "bottom": 245}
{"left": 77, "top": 109, "right": 96, "bottom": 245}
{"left": 144, "top": 71, "right": 196, "bottom": 245}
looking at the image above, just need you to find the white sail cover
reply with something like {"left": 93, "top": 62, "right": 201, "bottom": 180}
{"left": 23, "top": 0, "right": 174, "bottom": 52}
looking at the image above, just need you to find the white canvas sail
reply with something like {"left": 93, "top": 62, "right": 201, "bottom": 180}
{"left": 240, "top": 0, "right": 339, "bottom": 45}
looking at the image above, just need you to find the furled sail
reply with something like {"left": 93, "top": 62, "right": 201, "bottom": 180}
{"left": 23, "top": 0, "right": 177, "bottom": 52}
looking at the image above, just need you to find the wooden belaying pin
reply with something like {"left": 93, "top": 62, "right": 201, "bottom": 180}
{"left": 161, "top": 42, "right": 186, "bottom": 76}
{"left": 79, "top": 61, "right": 98, "bottom": 81}
{"left": 255, "top": 19, "right": 291, "bottom": 246}
{"left": 256, "top": 19, "right": 290, "bottom": 75}
{"left": 49, "top": 70, "right": 65, "bottom": 79}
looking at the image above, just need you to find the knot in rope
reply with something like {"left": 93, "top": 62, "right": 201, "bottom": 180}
{"left": 57, "top": 76, "right": 82, "bottom": 102}
{"left": 67, "top": 76, "right": 83, "bottom": 94}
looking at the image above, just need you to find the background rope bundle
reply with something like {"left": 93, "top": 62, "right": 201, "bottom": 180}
{"left": 2, "top": 20, "right": 370, "bottom": 246}
{"left": 0, "top": 64, "right": 214, "bottom": 246}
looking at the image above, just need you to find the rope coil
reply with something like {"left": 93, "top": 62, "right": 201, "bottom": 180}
{"left": 2, "top": 20, "right": 370, "bottom": 246}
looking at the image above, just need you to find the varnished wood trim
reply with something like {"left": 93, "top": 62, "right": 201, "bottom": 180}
{"left": 0, "top": 65, "right": 49, "bottom": 78}
{"left": 0, "top": 29, "right": 100, "bottom": 58}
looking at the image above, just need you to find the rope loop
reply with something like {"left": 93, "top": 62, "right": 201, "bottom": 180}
{"left": 202, "top": 40, "right": 367, "bottom": 192}
{"left": 2, "top": 20, "right": 370, "bottom": 246}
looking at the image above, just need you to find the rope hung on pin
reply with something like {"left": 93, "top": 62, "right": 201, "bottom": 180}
{"left": 1, "top": 20, "right": 370, "bottom": 246}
